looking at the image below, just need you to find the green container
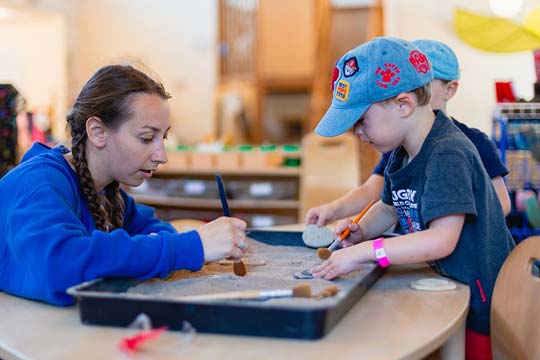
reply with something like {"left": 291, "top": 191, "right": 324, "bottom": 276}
{"left": 260, "top": 144, "right": 277, "bottom": 151}
{"left": 281, "top": 144, "right": 301, "bottom": 167}
{"left": 282, "top": 144, "right": 300, "bottom": 152}
{"left": 238, "top": 145, "right": 254, "bottom": 152}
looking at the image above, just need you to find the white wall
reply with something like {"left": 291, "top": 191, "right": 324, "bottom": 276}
{"left": 29, "top": 0, "right": 82, "bottom": 105}
{"left": 3, "top": 0, "right": 218, "bottom": 144}
{"left": 384, "top": 0, "right": 536, "bottom": 134}
{"left": 74, "top": 0, "right": 218, "bottom": 144}
{"left": 7, "top": 0, "right": 533, "bottom": 142}
{"left": 0, "top": 9, "right": 67, "bottom": 139}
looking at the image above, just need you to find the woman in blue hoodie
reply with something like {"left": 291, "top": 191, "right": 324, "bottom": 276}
{"left": 0, "top": 64, "right": 247, "bottom": 306}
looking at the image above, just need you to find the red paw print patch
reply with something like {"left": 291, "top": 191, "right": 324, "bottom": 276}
{"left": 409, "top": 50, "right": 430, "bottom": 74}
{"left": 375, "top": 63, "right": 401, "bottom": 89}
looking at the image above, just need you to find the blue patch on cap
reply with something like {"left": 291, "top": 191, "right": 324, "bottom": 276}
{"left": 343, "top": 57, "right": 359, "bottom": 77}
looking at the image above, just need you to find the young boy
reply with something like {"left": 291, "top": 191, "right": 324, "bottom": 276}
{"left": 311, "top": 37, "right": 515, "bottom": 359}
{"left": 305, "top": 39, "right": 511, "bottom": 230}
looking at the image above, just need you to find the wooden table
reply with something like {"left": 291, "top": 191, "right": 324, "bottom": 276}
{"left": 0, "top": 262, "right": 469, "bottom": 360}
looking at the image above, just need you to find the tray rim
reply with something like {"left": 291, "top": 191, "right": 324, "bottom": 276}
{"left": 67, "top": 277, "right": 339, "bottom": 309}
{"left": 67, "top": 233, "right": 386, "bottom": 339}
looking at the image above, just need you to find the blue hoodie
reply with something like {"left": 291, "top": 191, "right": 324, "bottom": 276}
{"left": 0, "top": 143, "right": 204, "bottom": 306}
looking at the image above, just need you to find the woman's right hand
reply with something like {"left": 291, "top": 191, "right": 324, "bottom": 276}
{"left": 334, "top": 217, "right": 365, "bottom": 247}
{"left": 197, "top": 217, "right": 247, "bottom": 263}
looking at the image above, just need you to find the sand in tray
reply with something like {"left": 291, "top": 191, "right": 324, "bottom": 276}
{"left": 127, "top": 237, "right": 372, "bottom": 307}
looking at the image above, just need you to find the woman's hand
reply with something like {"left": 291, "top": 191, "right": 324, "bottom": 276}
{"left": 197, "top": 217, "right": 247, "bottom": 263}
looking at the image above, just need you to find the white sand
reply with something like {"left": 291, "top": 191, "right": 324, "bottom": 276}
{"left": 127, "top": 237, "right": 378, "bottom": 308}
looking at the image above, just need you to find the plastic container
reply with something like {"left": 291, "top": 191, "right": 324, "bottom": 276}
{"left": 216, "top": 146, "right": 241, "bottom": 170}
{"left": 240, "top": 144, "right": 285, "bottom": 169}
{"left": 229, "top": 179, "right": 298, "bottom": 200}
{"left": 190, "top": 150, "right": 216, "bottom": 170}
{"left": 162, "top": 145, "right": 191, "bottom": 170}
{"left": 239, "top": 145, "right": 265, "bottom": 169}
{"left": 281, "top": 144, "right": 302, "bottom": 167}
{"left": 260, "top": 144, "right": 284, "bottom": 168}
{"left": 181, "top": 179, "right": 219, "bottom": 198}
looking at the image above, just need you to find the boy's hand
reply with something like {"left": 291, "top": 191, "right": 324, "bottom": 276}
{"left": 311, "top": 243, "right": 368, "bottom": 280}
{"left": 305, "top": 203, "right": 337, "bottom": 226}
{"left": 334, "top": 218, "right": 365, "bottom": 247}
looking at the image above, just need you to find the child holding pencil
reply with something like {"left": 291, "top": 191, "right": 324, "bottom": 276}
{"left": 311, "top": 37, "right": 514, "bottom": 359}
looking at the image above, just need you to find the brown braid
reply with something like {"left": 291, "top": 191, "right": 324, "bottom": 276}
{"left": 70, "top": 129, "right": 110, "bottom": 231}
{"left": 104, "top": 182, "right": 125, "bottom": 229}
{"left": 66, "top": 64, "right": 170, "bottom": 232}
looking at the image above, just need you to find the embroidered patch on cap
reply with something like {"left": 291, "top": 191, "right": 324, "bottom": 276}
{"left": 375, "top": 63, "right": 400, "bottom": 89}
{"left": 331, "top": 66, "right": 339, "bottom": 91}
{"left": 343, "top": 57, "right": 359, "bottom": 77}
{"left": 409, "top": 50, "right": 430, "bottom": 74}
{"left": 335, "top": 79, "right": 350, "bottom": 101}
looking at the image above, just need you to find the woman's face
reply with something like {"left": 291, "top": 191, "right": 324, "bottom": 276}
{"left": 103, "top": 93, "right": 170, "bottom": 188}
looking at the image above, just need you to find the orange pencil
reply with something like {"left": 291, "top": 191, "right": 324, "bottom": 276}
{"left": 317, "top": 199, "right": 376, "bottom": 259}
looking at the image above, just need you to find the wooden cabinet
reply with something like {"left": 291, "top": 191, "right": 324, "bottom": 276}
{"left": 216, "top": 0, "right": 382, "bottom": 179}
{"left": 217, "top": 0, "right": 316, "bottom": 144}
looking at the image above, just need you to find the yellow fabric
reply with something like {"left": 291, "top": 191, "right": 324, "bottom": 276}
{"left": 454, "top": 8, "right": 540, "bottom": 53}
{"left": 524, "top": 6, "right": 540, "bottom": 38}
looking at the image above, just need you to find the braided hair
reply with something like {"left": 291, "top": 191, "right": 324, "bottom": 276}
{"left": 67, "top": 64, "right": 170, "bottom": 231}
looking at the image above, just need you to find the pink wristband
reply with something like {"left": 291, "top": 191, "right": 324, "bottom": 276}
{"left": 372, "top": 237, "right": 390, "bottom": 267}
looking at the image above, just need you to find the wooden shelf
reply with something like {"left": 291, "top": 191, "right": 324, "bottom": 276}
{"left": 132, "top": 194, "right": 299, "bottom": 210}
{"left": 131, "top": 164, "right": 302, "bottom": 225}
{"left": 259, "top": 77, "right": 312, "bottom": 94}
{"left": 155, "top": 167, "right": 300, "bottom": 177}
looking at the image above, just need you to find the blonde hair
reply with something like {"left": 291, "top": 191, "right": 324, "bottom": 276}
{"left": 379, "top": 82, "right": 431, "bottom": 107}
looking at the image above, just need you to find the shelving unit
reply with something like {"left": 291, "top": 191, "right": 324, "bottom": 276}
{"left": 132, "top": 194, "right": 299, "bottom": 211}
{"left": 128, "top": 166, "right": 302, "bottom": 227}
{"left": 492, "top": 102, "right": 540, "bottom": 242}
{"left": 128, "top": 132, "right": 361, "bottom": 228}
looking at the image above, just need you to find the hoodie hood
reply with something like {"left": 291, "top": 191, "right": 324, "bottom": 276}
{"left": 21, "top": 143, "right": 70, "bottom": 164}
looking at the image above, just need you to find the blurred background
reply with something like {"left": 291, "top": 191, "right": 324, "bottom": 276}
{"left": 2, "top": 0, "right": 540, "bottom": 231}
{"left": 0, "top": 0, "right": 537, "bottom": 146}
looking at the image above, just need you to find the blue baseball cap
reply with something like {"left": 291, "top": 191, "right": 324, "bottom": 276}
{"left": 315, "top": 37, "right": 433, "bottom": 137}
{"left": 412, "top": 39, "right": 460, "bottom": 81}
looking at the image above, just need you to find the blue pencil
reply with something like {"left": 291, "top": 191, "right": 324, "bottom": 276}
{"left": 215, "top": 173, "right": 231, "bottom": 217}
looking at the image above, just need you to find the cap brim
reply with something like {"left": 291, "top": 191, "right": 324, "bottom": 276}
{"left": 315, "top": 104, "right": 370, "bottom": 137}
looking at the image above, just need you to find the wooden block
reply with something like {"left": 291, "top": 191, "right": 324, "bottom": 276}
{"left": 410, "top": 278, "right": 456, "bottom": 291}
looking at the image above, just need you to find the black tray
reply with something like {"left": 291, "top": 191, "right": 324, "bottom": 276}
{"left": 67, "top": 230, "right": 385, "bottom": 340}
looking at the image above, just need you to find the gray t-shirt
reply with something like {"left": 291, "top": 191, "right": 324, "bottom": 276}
{"left": 381, "top": 111, "right": 515, "bottom": 334}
